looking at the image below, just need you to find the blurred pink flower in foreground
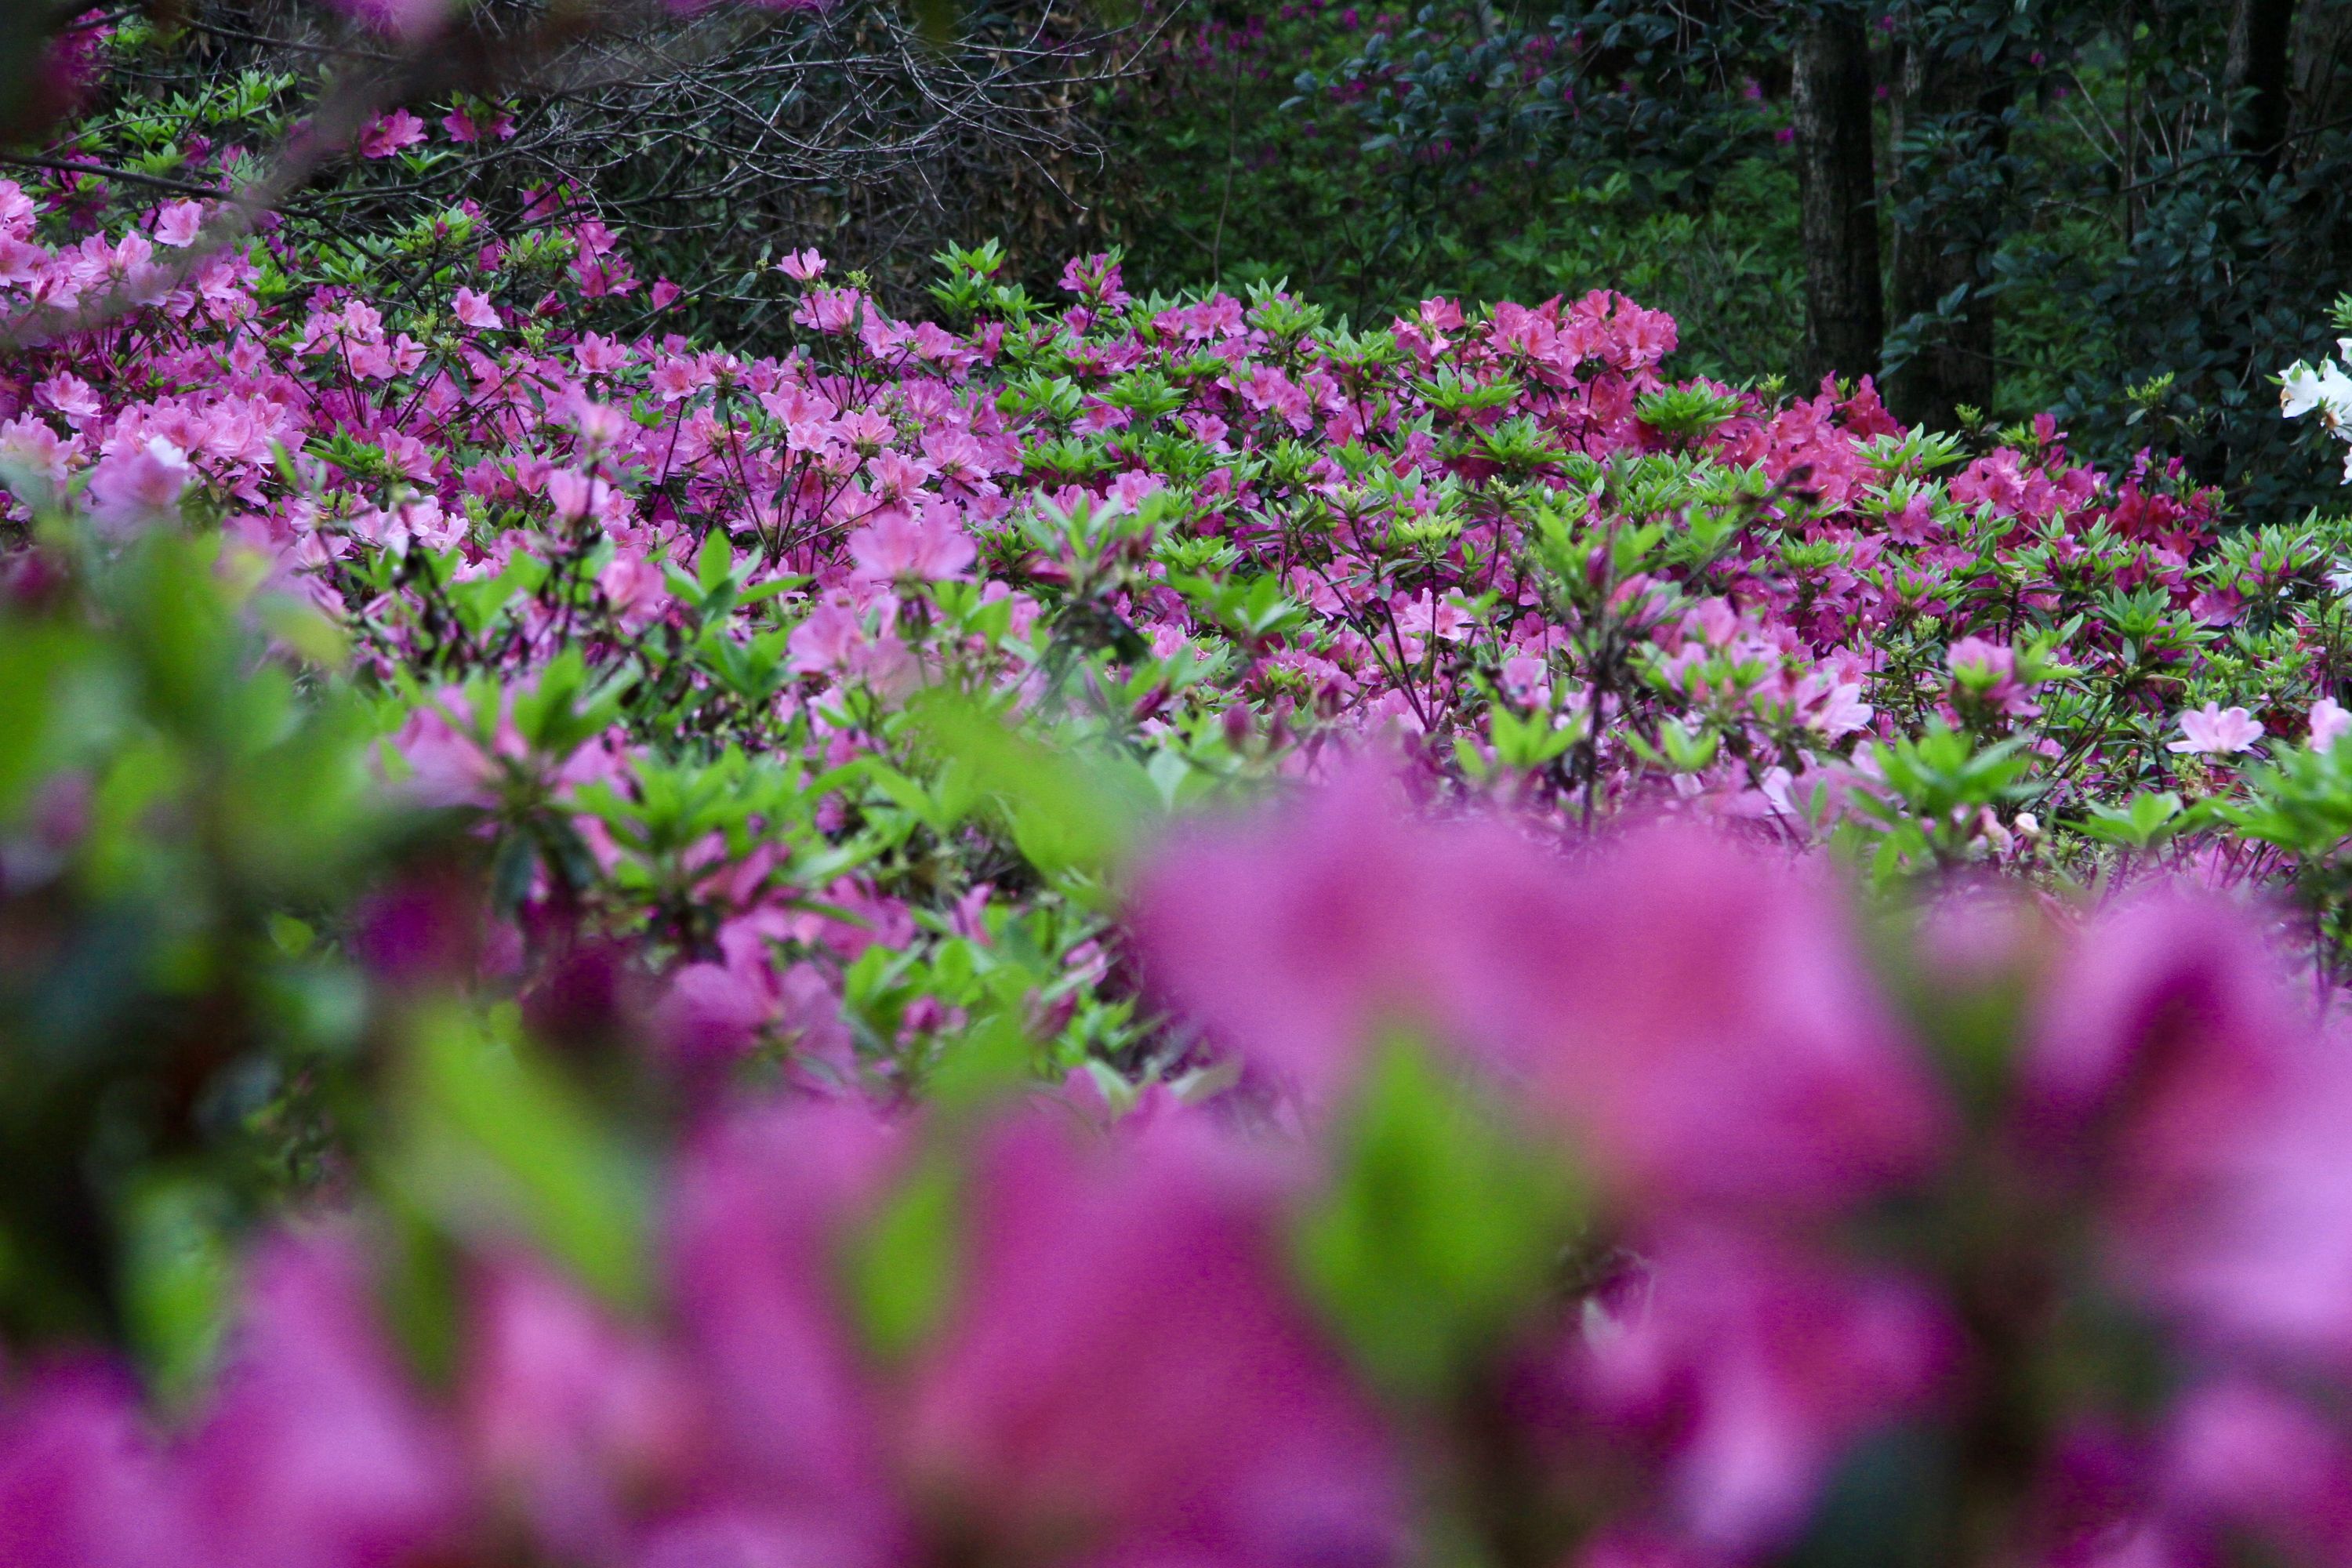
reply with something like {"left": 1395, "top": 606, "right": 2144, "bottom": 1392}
{"left": 1132, "top": 766, "right": 1947, "bottom": 1217}
{"left": 2310, "top": 696, "right": 2352, "bottom": 750}
{"left": 324, "top": 0, "right": 452, "bottom": 38}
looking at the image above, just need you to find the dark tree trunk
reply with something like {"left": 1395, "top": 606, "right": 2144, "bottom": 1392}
{"left": 2227, "top": 0, "right": 2301, "bottom": 170}
{"left": 1793, "top": 5, "right": 1885, "bottom": 388}
{"left": 1886, "top": 39, "right": 2010, "bottom": 432}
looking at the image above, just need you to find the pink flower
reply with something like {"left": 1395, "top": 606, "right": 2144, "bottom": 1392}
{"left": 183, "top": 1235, "right": 463, "bottom": 1568}
{"left": 2310, "top": 696, "right": 2352, "bottom": 750}
{"left": 151, "top": 201, "right": 205, "bottom": 249}
{"left": 85, "top": 436, "right": 192, "bottom": 535}
{"left": 777, "top": 249, "right": 827, "bottom": 281}
{"left": 1573, "top": 1229, "right": 1955, "bottom": 1552}
{"left": 2161, "top": 1379, "right": 2352, "bottom": 1559}
{"left": 2019, "top": 895, "right": 2352, "bottom": 1366}
{"left": 2166, "top": 702, "right": 2262, "bottom": 756}
{"left": 0, "top": 1367, "right": 178, "bottom": 1568}
{"left": 1947, "top": 635, "right": 2039, "bottom": 718}
{"left": 660, "top": 1102, "right": 906, "bottom": 1564}
{"left": 847, "top": 500, "right": 976, "bottom": 582}
{"left": 357, "top": 108, "right": 427, "bottom": 160}
{"left": 440, "top": 105, "right": 515, "bottom": 144}
{"left": 1134, "top": 775, "right": 1947, "bottom": 1216}
{"left": 451, "top": 287, "right": 501, "bottom": 331}
{"left": 326, "top": 0, "right": 452, "bottom": 37}
{"left": 904, "top": 1112, "right": 1405, "bottom": 1567}
{"left": 1516, "top": 827, "right": 1948, "bottom": 1217}
{"left": 462, "top": 1255, "right": 698, "bottom": 1564}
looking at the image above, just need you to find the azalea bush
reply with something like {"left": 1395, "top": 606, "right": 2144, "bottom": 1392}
{"left": 19, "top": 88, "right": 2352, "bottom": 1563}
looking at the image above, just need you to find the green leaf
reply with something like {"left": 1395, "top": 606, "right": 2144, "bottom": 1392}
{"left": 394, "top": 1004, "right": 652, "bottom": 1312}
{"left": 1296, "top": 1036, "right": 1582, "bottom": 1398}
{"left": 844, "top": 1154, "right": 960, "bottom": 1360}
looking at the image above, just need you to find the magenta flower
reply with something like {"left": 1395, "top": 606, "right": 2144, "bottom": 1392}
{"left": 904, "top": 1112, "right": 1406, "bottom": 1567}
{"left": 2167, "top": 702, "right": 2263, "bottom": 756}
{"left": 325, "top": 0, "right": 452, "bottom": 37}
{"left": 659, "top": 1102, "right": 906, "bottom": 1566}
{"left": 0, "top": 1367, "right": 176, "bottom": 1568}
{"left": 1135, "top": 775, "right": 1948, "bottom": 1216}
{"left": 1516, "top": 828, "right": 1950, "bottom": 1218}
{"left": 356, "top": 109, "right": 426, "bottom": 160}
{"left": 461, "top": 1255, "right": 699, "bottom": 1563}
{"left": 1573, "top": 1229, "right": 1956, "bottom": 1552}
{"left": 182, "top": 1235, "right": 463, "bottom": 1568}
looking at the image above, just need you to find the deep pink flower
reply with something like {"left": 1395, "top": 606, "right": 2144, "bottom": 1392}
{"left": 1573, "top": 1229, "right": 1956, "bottom": 1552}
{"left": 182, "top": 1235, "right": 463, "bottom": 1568}
{"left": 905, "top": 1112, "right": 1406, "bottom": 1567}
{"left": 0, "top": 1367, "right": 176, "bottom": 1568}
{"left": 357, "top": 109, "right": 426, "bottom": 160}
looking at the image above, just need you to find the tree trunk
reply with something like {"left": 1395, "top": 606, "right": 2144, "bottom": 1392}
{"left": 1886, "top": 38, "right": 2009, "bottom": 432}
{"left": 1792, "top": 5, "right": 1885, "bottom": 388}
{"left": 2227, "top": 0, "right": 2300, "bottom": 170}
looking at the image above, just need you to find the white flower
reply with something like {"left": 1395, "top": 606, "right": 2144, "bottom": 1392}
{"left": 2281, "top": 358, "right": 2352, "bottom": 428}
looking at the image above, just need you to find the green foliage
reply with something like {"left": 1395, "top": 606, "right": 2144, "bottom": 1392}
{"left": 1296, "top": 1037, "right": 1584, "bottom": 1397}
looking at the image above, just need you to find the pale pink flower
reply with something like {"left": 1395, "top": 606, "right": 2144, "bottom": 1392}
{"left": 846, "top": 500, "right": 976, "bottom": 583}
{"left": 2310, "top": 696, "right": 2352, "bottom": 750}
{"left": 2167, "top": 702, "right": 2263, "bottom": 756}
{"left": 450, "top": 287, "right": 501, "bottom": 331}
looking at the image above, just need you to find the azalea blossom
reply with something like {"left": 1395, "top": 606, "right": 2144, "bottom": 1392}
{"left": 2311, "top": 697, "right": 2352, "bottom": 751}
{"left": 2168, "top": 702, "right": 2263, "bottom": 756}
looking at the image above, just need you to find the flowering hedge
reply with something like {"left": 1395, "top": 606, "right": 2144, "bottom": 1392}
{"left": 12, "top": 152, "right": 2352, "bottom": 1566}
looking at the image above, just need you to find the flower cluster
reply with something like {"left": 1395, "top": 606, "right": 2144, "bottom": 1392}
{"left": 13, "top": 162, "right": 2352, "bottom": 1078}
